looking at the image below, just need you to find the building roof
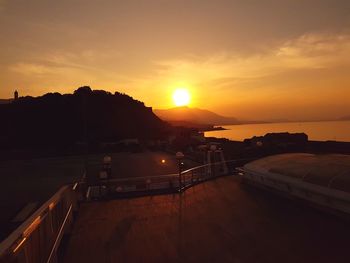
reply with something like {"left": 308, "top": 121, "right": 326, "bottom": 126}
{"left": 244, "top": 153, "right": 350, "bottom": 192}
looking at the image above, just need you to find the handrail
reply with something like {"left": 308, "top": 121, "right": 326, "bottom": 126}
{"left": 0, "top": 186, "right": 69, "bottom": 255}
{"left": 46, "top": 204, "right": 73, "bottom": 263}
{"left": 181, "top": 158, "right": 255, "bottom": 174}
{"left": 86, "top": 158, "right": 256, "bottom": 198}
{"left": 107, "top": 173, "right": 178, "bottom": 183}
{"left": 104, "top": 158, "right": 255, "bottom": 184}
{"left": 0, "top": 180, "right": 82, "bottom": 263}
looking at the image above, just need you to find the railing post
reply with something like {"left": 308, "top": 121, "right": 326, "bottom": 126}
{"left": 176, "top": 152, "right": 185, "bottom": 192}
{"left": 178, "top": 160, "right": 182, "bottom": 191}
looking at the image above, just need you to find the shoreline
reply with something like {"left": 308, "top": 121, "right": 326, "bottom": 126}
{"left": 200, "top": 126, "right": 228, "bottom": 132}
{"left": 215, "top": 119, "right": 350, "bottom": 126}
{"left": 205, "top": 135, "right": 350, "bottom": 144}
{"left": 204, "top": 120, "right": 350, "bottom": 143}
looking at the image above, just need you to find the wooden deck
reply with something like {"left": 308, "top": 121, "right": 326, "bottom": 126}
{"left": 62, "top": 176, "right": 350, "bottom": 263}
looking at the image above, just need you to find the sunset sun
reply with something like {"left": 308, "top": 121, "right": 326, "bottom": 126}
{"left": 172, "top": 88, "right": 190, "bottom": 107}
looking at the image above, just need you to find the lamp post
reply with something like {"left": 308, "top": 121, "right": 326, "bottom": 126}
{"left": 176, "top": 151, "right": 185, "bottom": 192}
{"left": 209, "top": 145, "right": 217, "bottom": 178}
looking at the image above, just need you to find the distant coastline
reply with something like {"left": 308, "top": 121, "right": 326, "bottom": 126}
{"left": 204, "top": 120, "right": 350, "bottom": 143}
{"left": 201, "top": 126, "right": 228, "bottom": 132}
{"left": 212, "top": 118, "right": 350, "bottom": 126}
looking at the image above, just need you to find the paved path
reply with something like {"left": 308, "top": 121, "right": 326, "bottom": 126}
{"left": 62, "top": 176, "right": 350, "bottom": 263}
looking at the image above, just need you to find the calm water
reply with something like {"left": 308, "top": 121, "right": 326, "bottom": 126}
{"left": 205, "top": 121, "right": 350, "bottom": 142}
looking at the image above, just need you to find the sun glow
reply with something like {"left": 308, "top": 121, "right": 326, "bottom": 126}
{"left": 172, "top": 88, "right": 190, "bottom": 106}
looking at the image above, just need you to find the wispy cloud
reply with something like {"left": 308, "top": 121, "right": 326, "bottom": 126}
{"left": 6, "top": 49, "right": 140, "bottom": 96}
{"left": 8, "top": 32, "right": 350, "bottom": 90}
{"left": 152, "top": 32, "right": 350, "bottom": 87}
{"left": 10, "top": 62, "right": 56, "bottom": 75}
{"left": 276, "top": 32, "right": 350, "bottom": 68}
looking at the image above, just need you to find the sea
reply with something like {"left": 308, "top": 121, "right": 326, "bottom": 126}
{"left": 204, "top": 120, "right": 350, "bottom": 142}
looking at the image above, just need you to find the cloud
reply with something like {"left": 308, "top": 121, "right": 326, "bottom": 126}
{"left": 5, "top": 48, "right": 141, "bottom": 97}
{"left": 9, "top": 49, "right": 113, "bottom": 75}
{"left": 148, "top": 32, "right": 350, "bottom": 89}
{"left": 276, "top": 32, "right": 350, "bottom": 68}
{"left": 9, "top": 32, "right": 350, "bottom": 88}
{"left": 9, "top": 63, "right": 56, "bottom": 75}
{"left": 4, "top": 31, "right": 350, "bottom": 119}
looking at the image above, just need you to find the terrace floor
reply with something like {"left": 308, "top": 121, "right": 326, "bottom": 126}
{"left": 0, "top": 151, "right": 197, "bottom": 241}
{"left": 62, "top": 176, "right": 350, "bottom": 263}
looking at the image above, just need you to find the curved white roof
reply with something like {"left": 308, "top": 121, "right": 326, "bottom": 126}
{"left": 244, "top": 153, "right": 350, "bottom": 193}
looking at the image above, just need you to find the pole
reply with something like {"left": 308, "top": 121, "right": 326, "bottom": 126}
{"left": 176, "top": 151, "right": 184, "bottom": 192}
{"left": 178, "top": 160, "right": 182, "bottom": 192}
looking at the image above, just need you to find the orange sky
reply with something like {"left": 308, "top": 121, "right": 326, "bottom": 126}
{"left": 1, "top": 0, "right": 350, "bottom": 121}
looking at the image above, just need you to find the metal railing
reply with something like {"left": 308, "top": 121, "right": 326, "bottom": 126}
{"left": 0, "top": 181, "right": 84, "bottom": 263}
{"left": 86, "top": 159, "right": 254, "bottom": 198}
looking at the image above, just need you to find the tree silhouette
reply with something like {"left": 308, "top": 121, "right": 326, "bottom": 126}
{"left": 0, "top": 87, "right": 170, "bottom": 151}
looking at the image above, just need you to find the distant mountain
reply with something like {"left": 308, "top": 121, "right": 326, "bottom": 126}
{"left": 0, "top": 87, "right": 169, "bottom": 149}
{"left": 154, "top": 106, "right": 240, "bottom": 125}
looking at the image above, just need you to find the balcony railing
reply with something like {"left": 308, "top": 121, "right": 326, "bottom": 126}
{"left": 0, "top": 180, "right": 85, "bottom": 263}
{"left": 86, "top": 158, "right": 254, "bottom": 198}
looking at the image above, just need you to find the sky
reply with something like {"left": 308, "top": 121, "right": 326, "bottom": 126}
{"left": 1, "top": 0, "right": 350, "bottom": 121}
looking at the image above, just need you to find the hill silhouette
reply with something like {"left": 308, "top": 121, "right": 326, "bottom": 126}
{"left": 154, "top": 106, "right": 240, "bottom": 125}
{"left": 0, "top": 87, "right": 169, "bottom": 150}
{"left": 0, "top": 99, "right": 12, "bottom": 105}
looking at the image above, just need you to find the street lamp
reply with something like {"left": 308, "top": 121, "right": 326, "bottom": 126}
{"left": 209, "top": 145, "right": 217, "bottom": 177}
{"left": 176, "top": 151, "right": 185, "bottom": 191}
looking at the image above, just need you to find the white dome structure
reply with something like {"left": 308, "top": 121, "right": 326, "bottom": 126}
{"left": 243, "top": 153, "right": 350, "bottom": 214}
